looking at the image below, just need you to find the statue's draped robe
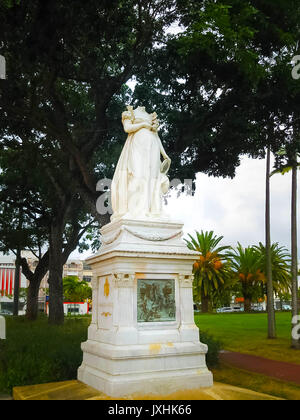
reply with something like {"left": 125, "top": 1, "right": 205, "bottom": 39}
{"left": 111, "top": 110, "right": 168, "bottom": 221}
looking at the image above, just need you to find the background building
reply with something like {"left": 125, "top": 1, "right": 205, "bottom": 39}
{"left": 63, "top": 259, "right": 93, "bottom": 283}
{"left": 0, "top": 252, "right": 93, "bottom": 315}
{"left": 0, "top": 254, "right": 27, "bottom": 315}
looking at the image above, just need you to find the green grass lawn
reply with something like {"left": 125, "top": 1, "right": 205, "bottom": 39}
{"left": 195, "top": 312, "right": 300, "bottom": 365}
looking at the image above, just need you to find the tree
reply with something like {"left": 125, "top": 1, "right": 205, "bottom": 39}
{"left": 229, "top": 244, "right": 265, "bottom": 312}
{"left": 63, "top": 276, "right": 92, "bottom": 303}
{"left": 254, "top": 243, "right": 291, "bottom": 297}
{"left": 0, "top": 174, "right": 49, "bottom": 320}
{"left": 0, "top": 135, "right": 100, "bottom": 322}
{"left": 0, "top": 0, "right": 178, "bottom": 217}
{"left": 133, "top": 0, "right": 300, "bottom": 181}
{"left": 0, "top": 0, "right": 178, "bottom": 324}
{"left": 185, "top": 231, "right": 233, "bottom": 313}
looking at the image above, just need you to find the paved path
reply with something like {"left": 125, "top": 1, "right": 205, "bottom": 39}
{"left": 220, "top": 351, "right": 300, "bottom": 385}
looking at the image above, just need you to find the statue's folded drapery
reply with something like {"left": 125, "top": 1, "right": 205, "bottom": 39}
{"left": 111, "top": 106, "right": 170, "bottom": 221}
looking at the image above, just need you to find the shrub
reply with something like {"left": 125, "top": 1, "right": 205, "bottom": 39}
{"left": 200, "top": 330, "right": 222, "bottom": 368}
{"left": 0, "top": 316, "right": 90, "bottom": 394}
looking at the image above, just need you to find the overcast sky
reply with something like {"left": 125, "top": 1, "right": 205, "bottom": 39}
{"left": 166, "top": 154, "right": 298, "bottom": 253}
{"left": 72, "top": 153, "right": 299, "bottom": 260}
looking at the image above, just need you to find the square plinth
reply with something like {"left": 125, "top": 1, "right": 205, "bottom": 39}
{"left": 78, "top": 219, "right": 213, "bottom": 397}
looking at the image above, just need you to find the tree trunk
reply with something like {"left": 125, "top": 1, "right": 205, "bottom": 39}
{"left": 48, "top": 221, "right": 65, "bottom": 325}
{"left": 13, "top": 247, "right": 21, "bottom": 317}
{"left": 265, "top": 148, "right": 276, "bottom": 338}
{"left": 20, "top": 252, "right": 49, "bottom": 321}
{"left": 201, "top": 295, "right": 210, "bottom": 313}
{"left": 244, "top": 297, "right": 252, "bottom": 313}
{"left": 26, "top": 278, "right": 41, "bottom": 321}
{"left": 291, "top": 163, "right": 300, "bottom": 349}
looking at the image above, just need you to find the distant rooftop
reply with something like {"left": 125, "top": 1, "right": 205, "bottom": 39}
{"left": 0, "top": 254, "right": 16, "bottom": 264}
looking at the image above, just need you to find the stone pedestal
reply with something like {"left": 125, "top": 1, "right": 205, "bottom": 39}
{"left": 78, "top": 218, "right": 213, "bottom": 397}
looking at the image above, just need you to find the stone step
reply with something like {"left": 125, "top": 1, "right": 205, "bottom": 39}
{"left": 13, "top": 380, "right": 282, "bottom": 401}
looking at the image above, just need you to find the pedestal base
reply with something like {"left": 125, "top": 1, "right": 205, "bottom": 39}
{"left": 78, "top": 340, "right": 213, "bottom": 397}
{"left": 78, "top": 218, "right": 213, "bottom": 397}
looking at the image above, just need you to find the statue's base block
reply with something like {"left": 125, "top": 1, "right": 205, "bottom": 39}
{"left": 78, "top": 341, "right": 213, "bottom": 397}
{"left": 78, "top": 218, "right": 213, "bottom": 397}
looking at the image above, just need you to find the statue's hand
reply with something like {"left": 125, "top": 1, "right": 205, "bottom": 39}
{"left": 164, "top": 154, "right": 171, "bottom": 163}
{"left": 151, "top": 120, "right": 159, "bottom": 132}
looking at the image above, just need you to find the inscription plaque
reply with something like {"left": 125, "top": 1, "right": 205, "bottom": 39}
{"left": 137, "top": 279, "right": 176, "bottom": 322}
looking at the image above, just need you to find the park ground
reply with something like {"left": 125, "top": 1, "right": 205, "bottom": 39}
{"left": 0, "top": 312, "right": 299, "bottom": 400}
{"left": 195, "top": 312, "right": 300, "bottom": 400}
{"left": 195, "top": 312, "right": 300, "bottom": 365}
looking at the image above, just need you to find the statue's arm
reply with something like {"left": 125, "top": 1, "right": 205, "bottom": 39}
{"left": 156, "top": 133, "right": 171, "bottom": 162}
{"left": 123, "top": 119, "right": 151, "bottom": 134}
{"left": 150, "top": 116, "right": 170, "bottom": 161}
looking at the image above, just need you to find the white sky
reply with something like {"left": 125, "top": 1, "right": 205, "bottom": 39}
{"left": 166, "top": 154, "right": 298, "bottom": 252}
{"left": 73, "top": 153, "right": 299, "bottom": 260}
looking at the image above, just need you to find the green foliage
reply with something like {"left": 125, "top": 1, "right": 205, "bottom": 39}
{"left": 227, "top": 243, "right": 265, "bottom": 309}
{"left": 134, "top": 0, "right": 300, "bottom": 179}
{"left": 272, "top": 151, "right": 300, "bottom": 177}
{"left": 63, "top": 276, "right": 92, "bottom": 303}
{"left": 199, "top": 330, "right": 222, "bottom": 369}
{"left": 227, "top": 242, "right": 292, "bottom": 310}
{"left": 185, "top": 231, "right": 233, "bottom": 301}
{"left": 254, "top": 243, "right": 291, "bottom": 295}
{"left": 0, "top": 316, "right": 90, "bottom": 393}
{"left": 0, "top": 0, "right": 20, "bottom": 9}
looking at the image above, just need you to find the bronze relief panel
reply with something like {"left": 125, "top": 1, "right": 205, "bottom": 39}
{"left": 137, "top": 279, "right": 176, "bottom": 323}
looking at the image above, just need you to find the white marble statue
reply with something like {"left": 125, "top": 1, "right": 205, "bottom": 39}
{"left": 111, "top": 106, "right": 171, "bottom": 221}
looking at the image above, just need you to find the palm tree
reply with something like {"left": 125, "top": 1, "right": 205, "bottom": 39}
{"left": 184, "top": 231, "right": 232, "bottom": 313}
{"left": 63, "top": 276, "right": 91, "bottom": 302}
{"left": 229, "top": 244, "right": 265, "bottom": 312}
{"left": 254, "top": 243, "right": 291, "bottom": 296}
